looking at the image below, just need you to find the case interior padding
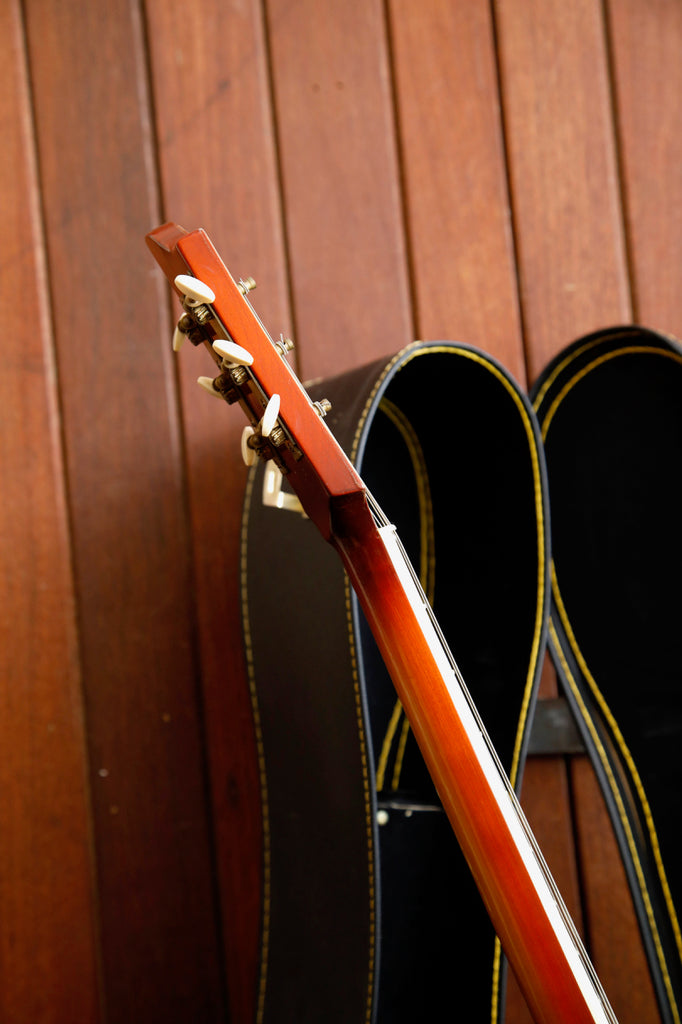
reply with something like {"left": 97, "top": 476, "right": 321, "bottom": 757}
{"left": 242, "top": 341, "right": 549, "bottom": 1022}
{"left": 532, "top": 326, "right": 682, "bottom": 1024}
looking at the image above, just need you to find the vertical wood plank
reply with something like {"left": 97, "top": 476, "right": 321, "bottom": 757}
{"left": 494, "top": 1, "right": 642, "bottom": 1019}
{"left": 495, "top": 0, "right": 631, "bottom": 378}
{"left": 572, "top": 759, "right": 659, "bottom": 1024}
{"left": 603, "top": 5, "right": 682, "bottom": 1011}
{"left": 607, "top": 0, "right": 682, "bottom": 338}
{"left": 387, "top": 0, "right": 525, "bottom": 377}
{"left": 144, "top": 1, "right": 293, "bottom": 1019}
{"left": 23, "top": 1, "right": 225, "bottom": 1019}
{"left": 0, "top": 3, "right": 100, "bottom": 1021}
{"left": 266, "top": 0, "right": 413, "bottom": 380}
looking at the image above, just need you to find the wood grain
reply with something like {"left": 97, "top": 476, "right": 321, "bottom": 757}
{"left": 2, "top": 0, "right": 677, "bottom": 1020}
{"left": 599, "top": 5, "right": 682, "bottom": 1011}
{"left": 495, "top": 0, "right": 631, "bottom": 377}
{"left": 266, "top": 0, "right": 413, "bottom": 380}
{"left": 607, "top": 0, "right": 682, "bottom": 338}
{"left": 572, "top": 758, "right": 659, "bottom": 1024}
{"left": 144, "top": 1, "right": 294, "bottom": 1018}
{"left": 22, "top": 0, "right": 225, "bottom": 1019}
{"left": 387, "top": 0, "right": 525, "bottom": 377}
{"left": 0, "top": 3, "right": 100, "bottom": 1021}
{"left": 493, "top": 2, "right": 654, "bottom": 1020}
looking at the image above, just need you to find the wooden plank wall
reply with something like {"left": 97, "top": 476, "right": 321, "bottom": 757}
{"left": 2, "top": 1, "right": 680, "bottom": 1021}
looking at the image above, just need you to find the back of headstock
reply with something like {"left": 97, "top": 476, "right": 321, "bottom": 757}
{"left": 146, "top": 223, "right": 365, "bottom": 540}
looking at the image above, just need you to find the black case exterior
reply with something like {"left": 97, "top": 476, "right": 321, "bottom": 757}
{"left": 531, "top": 326, "right": 682, "bottom": 1024}
{"left": 241, "top": 341, "right": 550, "bottom": 1022}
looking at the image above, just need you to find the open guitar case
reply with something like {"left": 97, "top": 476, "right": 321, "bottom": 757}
{"left": 241, "top": 341, "right": 550, "bottom": 1022}
{"left": 530, "top": 325, "right": 682, "bottom": 1024}
{"left": 242, "top": 327, "right": 682, "bottom": 1022}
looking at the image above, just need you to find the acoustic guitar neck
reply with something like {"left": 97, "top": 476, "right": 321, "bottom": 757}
{"left": 146, "top": 222, "right": 619, "bottom": 1024}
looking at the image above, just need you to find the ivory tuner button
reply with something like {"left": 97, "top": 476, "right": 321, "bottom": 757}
{"left": 174, "top": 274, "right": 216, "bottom": 305}
{"left": 261, "top": 394, "right": 280, "bottom": 438}
{"left": 172, "top": 323, "right": 186, "bottom": 351}
{"left": 213, "top": 338, "right": 254, "bottom": 366}
{"left": 241, "top": 425, "right": 257, "bottom": 466}
{"left": 197, "top": 376, "right": 222, "bottom": 398}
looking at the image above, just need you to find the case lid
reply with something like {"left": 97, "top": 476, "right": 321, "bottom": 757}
{"left": 532, "top": 325, "right": 682, "bottom": 1024}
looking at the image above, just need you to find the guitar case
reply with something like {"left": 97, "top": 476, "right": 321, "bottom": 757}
{"left": 242, "top": 340, "right": 550, "bottom": 1022}
{"left": 531, "top": 325, "right": 682, "bottom": 1024}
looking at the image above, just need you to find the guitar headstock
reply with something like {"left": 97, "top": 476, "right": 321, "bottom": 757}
{"left": 145, "top": 223, "right": 365, "bottom": 540}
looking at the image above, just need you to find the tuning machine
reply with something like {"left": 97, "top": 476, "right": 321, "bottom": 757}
{"left": 171, "top": 271, "right": 289, "bottom": 470}
{"left": 241, "top": 393, "right": 283, "bottom": 466}
{"left": 196, "top": 373, "right": 242, "bottom": 404}
{"left": 212, "top": 337, "right": 254, "bottom": 367}
{"left": 172, "top": 274, "right": 217, "bottom": 350}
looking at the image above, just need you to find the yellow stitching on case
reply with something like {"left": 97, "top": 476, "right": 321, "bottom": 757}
{"left": 347, "top": 344, "right": 431, "bottom": 801}
{"left": 377, "top": 344, "right": 546, "bottom": 790}
{"left": 240, "top": 466, "right": 273, "bottom": 1024}
{"left": 392, "top": 716, "right": 412, "bottom": 792}
{"left": 343, "top": 575, "right": 377, "bottom": 1023}
{"left": 539, "top": 343, "right": 682, "bottom": 1021}
{"left": 336, "top": 341, "right": 434, "bottom": 1020}
{"left": 532, "top": 331, "right": 625, "bottom": 411}
{"left": 378, "top": 397, "right": 436, "bottom": 602}
{"left": 553, "top": 569, "right": 682, "bottom": 970}
{"left": 375, "top": 698, "right": 404, "bottom": 792}
{"left": 533, "top": 329, "right": 682, "bottom": 414}
{"left": 541, "top": 345, "right": 682, "bottom": 974}
{"left": 242, "top": 455, "right": 379, "bottom": 1022}
{"left": 349, "top": 343, "right": 546, "bottom": 1024}
{"left": 548, "top": 611, "right": 681, "bottom": 1024}
{"left": 348, "top": 341, "right": 423, "bottom": 463}
{"left": 398, "top": 346, "right": 548, "bottom": 787}
{"left": 539, "top": 346, "right": 682, "bottom": 442}
{"left": 490, "top": 956, "right": 502, "bottom": 1024}
{"left": 374, "top": 396, "right": 436, "bottom": 790}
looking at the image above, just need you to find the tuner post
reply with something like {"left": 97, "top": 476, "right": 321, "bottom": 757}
{"left": 313, "top": 398, "right": 332, "bottom": 417}
{"left": 276, "top": 334, "right": 295, "bottom": 357}
{"left": 238, "top": 276, "right": 257, "bottom": 295}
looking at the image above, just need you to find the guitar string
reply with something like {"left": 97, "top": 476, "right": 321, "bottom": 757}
{"left": 365, "top": 487, "right": 618, "bottom": 1022}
